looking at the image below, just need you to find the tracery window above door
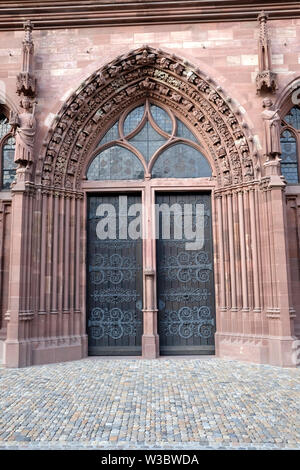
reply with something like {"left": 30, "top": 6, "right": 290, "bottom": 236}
{"left": 280, "top": 106, "right": 300, "bottom": 184}
{"left": 0, "top": 112, "right": 16, "bottom": 190}
{"left": 86, "top": 100, "right": 212, "bottom": 181}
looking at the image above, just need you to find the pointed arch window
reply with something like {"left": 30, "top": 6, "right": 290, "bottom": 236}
{"left": 86, "top": 100, "right": 212, "bottom": 181}
{"left": 281, "top": 106, "right": 300, "bottom": 184}
{"left": 0, "top": 112, "right": 16, "bottom": 190}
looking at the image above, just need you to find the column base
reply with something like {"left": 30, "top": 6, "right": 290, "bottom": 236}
{"left": 215, "top": 332, "right": 298, "bottom": 367}
{"left": 4, "top": 339, "right": 32, "bottom": 368}
{"left": 142, "top": 334, "right": 159, "bottom": 359}
{"left": 4, "top": 334, "right": 88, "bottom": 368}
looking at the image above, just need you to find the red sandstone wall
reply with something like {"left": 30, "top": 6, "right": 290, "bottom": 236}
{"left": 1, "top": 20, "right": 300, "bottom": 156}
{"left": 0, "top": 18, "right": 299, "bottom": 362}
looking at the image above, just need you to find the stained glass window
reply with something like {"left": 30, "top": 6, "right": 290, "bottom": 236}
{"left": 176, "top": 119, "right": 198, "bottom": 142}
{"left": 280, "top": 130, "right": 299, "bottom": 184}
{"left": 98, "top": 122, "right": 119, "bottom": 146}
{"left": 124, "top": 106, "right": 144, "bottom": 135}
{"left": 89, "top": 100, "right": 211, "bottom": 181}
{"left": 284, "top": 106, "right": 300, "bottom": 130}
{"left": 0, "top": 113, "right": 16, "bottom": 190}
{"left": 129, "top": 122, "right": 167, "bottom": 162}
{"left": 281, "top": 106, "right": 300, "bottom": 183}
{"left": 150, "top": 105, "right": 173, "bottom": 134}
{"left": 87, "top": 146, "right": 144, "bottom": 180}
{"left": 152, "top": 143, "right": 212, "bottom": 179}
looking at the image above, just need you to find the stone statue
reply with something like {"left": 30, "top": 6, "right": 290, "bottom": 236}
{"left": 261, "top": 98, "right": 281, "bottom": 159}
{"left": 10, "top": 96, "right": 36, "bottom": 165}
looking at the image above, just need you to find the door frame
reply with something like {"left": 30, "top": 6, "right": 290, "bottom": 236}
{"left": 82, "top": 177, "right": 216, "bottom": 357}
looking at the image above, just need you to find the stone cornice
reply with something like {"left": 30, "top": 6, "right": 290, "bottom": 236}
{"left": 0, "top": 1, "right": 299, "bottom": 30}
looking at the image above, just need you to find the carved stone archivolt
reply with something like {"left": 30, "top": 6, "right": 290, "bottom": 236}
{"left": 38, "top": 46, "right": 256, "bottom": 190}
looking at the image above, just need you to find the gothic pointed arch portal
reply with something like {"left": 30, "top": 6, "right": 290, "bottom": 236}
{"left": 4, "top": 51, "right": 297, "bottom": 366}
{"left": 35, "top": 46, "right": 260, "bottom": 360}
{"left": 39, "top": 46, "right": 256, "bottom": 191}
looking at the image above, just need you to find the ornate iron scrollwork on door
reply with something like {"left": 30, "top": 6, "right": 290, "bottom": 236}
{"left": 87, "top": 194, "right": 143, "bottom": 355}
{"left": 156, "top": 192, "right": 216, "bottom": 355}
{"left": 159, "top": 306, "right": 215, "bottom": 339}
{"left": 88, "top": 306, "right": 142, "bottom": 340}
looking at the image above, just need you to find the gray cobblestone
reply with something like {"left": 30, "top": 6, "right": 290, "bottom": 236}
{"left": 0, "top": 357, "right": 299, "bottom": 450}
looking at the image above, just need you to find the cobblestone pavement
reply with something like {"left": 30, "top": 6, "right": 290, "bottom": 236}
{"left": 0, "top": 357, "right": 299, "bottom": 450}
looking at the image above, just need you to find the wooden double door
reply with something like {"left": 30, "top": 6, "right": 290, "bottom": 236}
{"left": 87, "top": 192, "right": 215, "bottom": 356}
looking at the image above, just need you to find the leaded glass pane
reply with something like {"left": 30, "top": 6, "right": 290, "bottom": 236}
{"left": 152, "top": 143, "right": 212, "bottom": 178}
{"left": 150, "top": 105, "right": 173, "bottom": 134}
{"left": 129, "top": 121, "right": 167, "bottom": 162}
{"left": 87, "top": 146, "right": 144, "bottom": 180}
{"left": 0, "top": 114, "right": 11, "bottom": 139}
{"left": 176, "top": 119, "right": 198, "bottom": 142}
{"left": 123, "top": 106, "right": 144, "bottom": 135}
{"left": 2, "top": 136, "right": 16, "bottom": 189}
{"left": 284, "top": 106, "right": 300, "bottom": 130}
{"left": 98, "top": 122, "right": 119, "bottom": 146}
{"left": 280, "top": 130, "right": 299, "bottom": 183}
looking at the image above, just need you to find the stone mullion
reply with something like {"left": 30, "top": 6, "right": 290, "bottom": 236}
{"left": 142, "top": 183, "right": 159, "bottom": 358}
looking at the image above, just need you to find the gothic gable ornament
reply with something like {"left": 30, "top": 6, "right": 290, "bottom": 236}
{"left": 10, "top": 20, "right": 37, "bottom": 174}
{"left": 256, "top": 11, "right": 277, "bottom": 94}
{"left": 38, "top": 46, "right": 256, "bottom": 190}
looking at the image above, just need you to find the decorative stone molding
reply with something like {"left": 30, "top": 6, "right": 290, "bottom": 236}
{"left": 0, "top": 1, "right": 299, "bottom": 30}
{"left": 39, "top": 46, "right": 256, "bottom": 191}
{"left": 256, "top": 11, "right": 277, "bottom": 94}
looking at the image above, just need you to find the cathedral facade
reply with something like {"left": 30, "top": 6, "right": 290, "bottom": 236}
{"left": 0, "top": 1, "right": 299, "bottom": 367}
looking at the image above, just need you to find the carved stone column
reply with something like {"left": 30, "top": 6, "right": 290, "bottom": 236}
{"left": 263, "top": 168, "right": 297, "bottom": 366}
{"left": 4, "top": 182, "right": 34, "bottom": 367}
